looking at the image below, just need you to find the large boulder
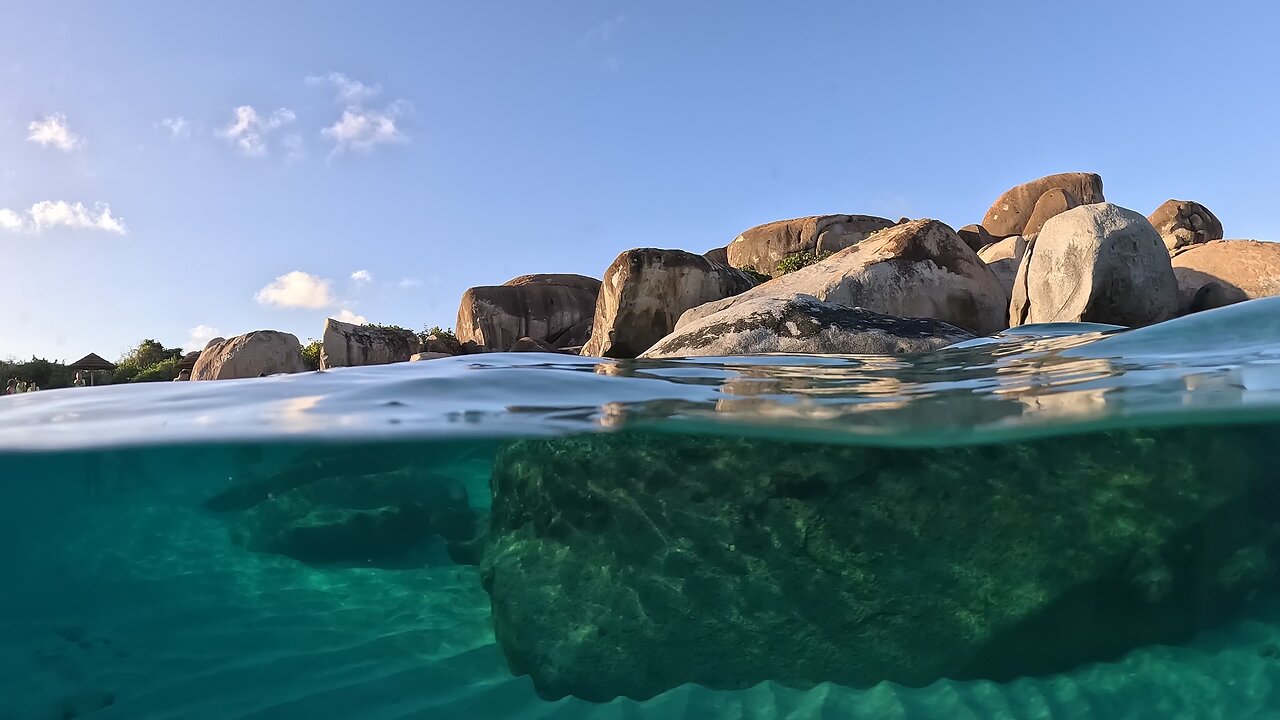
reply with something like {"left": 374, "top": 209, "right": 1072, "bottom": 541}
{"left": 1022, "top": 187, "right": 1079, "bottom": 237}
{"left": 679, "top": 220, "right": 1007, "bottom": 335}
{"left": 319, "top": 318, "right": 421, "bottom": 369}
{"left": 982, "top": 172, "right": 1105, "bottom": 238}
{"left": 1149, "top": 199, "right": 1224, "bottom": 254}
{"left": 977, "top": 235, "right": 1027, "bottom": 303}
{"left": 1010, "top": 204, "right": 1178, "bottom": 327}
{"left": 191, "top": 331, "right": 305, "bottom": 380}
{"left": 581, "top": 249, "right": 759, "bottom": 358}
{"left": 456, "top": 274, "right": 600, "bottom": 353}
{"left": 702, "top": 246, "right": 729, "bottom": 265}
{"left": 482, "top": 426, "right": 1280, "bottom": 701}
{"left": 640, "top": 294, "right": 973, "bottom": 357}
{"left": 726, "top": 214, "right": 895, "bottom": 276}
{"left": 956, "top": 224, "right": 994, "bottom": 252}
{"left": 1171, "top": 239, "right": 1280, "bottom": 313}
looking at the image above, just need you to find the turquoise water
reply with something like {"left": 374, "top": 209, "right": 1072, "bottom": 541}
{"left": 7, "top": 298, "right": 1280, "bottom": 718}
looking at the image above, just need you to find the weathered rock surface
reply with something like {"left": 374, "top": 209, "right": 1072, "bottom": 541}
{"left": 581, "top": 249, "right": 759, "bottom": 358}
{"left": 1022, "top": 187, "right": 1079, "bottom": 237}
{"left": 1171, "top": 239, "right": 1280, "bottom": 313}
{"left": 509, "top": 336, "right": 561, "bottom": 353}
{"left": 457, "top": 274, "right": 600, "bottom": 353}
{"left": 726, "top": 214, "right": 895, "bottom": 276}
{"left": 191, "top": 331, "right": 305, "bottom": 380}
{"left": 956, "top": 224, "right": 994, "bottom": 252}
{"left": 1010, "top": 203, "right": 1177, "bottom": 327}
{"left": 977, "top": 235, "right": 1028, "bottom": 303}
{"left": 319, "top": 318, "right": 421, "bottom": 369}
{"left": 1149, "top": 199, "right": 1224, "bottom": 254}
{"left": 982, "top": 172, "right": 1105, "bottom": 238}
{"left": 679, "top": 220, "right": 1007, "bottom": 335}
{"left": 483, "top": 426, "right": 1280, "bottom": 701}
{"left": 641, "top": 294, "right": 972, "bottom": 357}
{"left": 231, "top": 471, "right": 478, "bottom": 567}
{"left": 409, "top": 352, "right": 453, "bottom": 362}
{"left": 423, "top": 333, "right": 464, "bottom": 356}
{"left": 703, "top": 246, "right": 729, "bottom": 265}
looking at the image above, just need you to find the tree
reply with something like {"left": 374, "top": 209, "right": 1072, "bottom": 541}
{"left": 301, "top": 340, "right": 322, "bottom": 371}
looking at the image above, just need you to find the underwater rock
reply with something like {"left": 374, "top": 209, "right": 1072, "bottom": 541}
{"left": 640, "top": 294, "right": 972, "bottom": 357}
{"left": 483, "top": 427, "right": 1280, "bottom": 701}
{"left": 232, "top": 470, "right": 479, "bottom": 567}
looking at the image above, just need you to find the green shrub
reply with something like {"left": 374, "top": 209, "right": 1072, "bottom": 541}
{"left": 420, "top": 325, "right": 457, "bottom": 343}
{"left": 301, "top": 340, "right": 322, "bottom": 371}
{"left": 775, "top": 250, "right": 832, "bottom": 276}
{"left": 129, "top": 357, "right": 179, "bottom": 382}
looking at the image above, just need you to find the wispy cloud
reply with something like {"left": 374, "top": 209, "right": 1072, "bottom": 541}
{"left": 350, "top": 269, "right": 372, "bottom": 284}
{"left": 254, "top": 270, "right": 335, "bottom": 309}
{"left": 159, "top": 116, "right": 191, "bottom": 139}
{"left": 585, "top": 15, "right": 629, "bottom": 43}
{"left": 27, "top": 113, "right": 82, "bottom": 151}
{"left": 397, "top": 277, "right": 423, "bottom": 289}
{"left": 185, "top": 324, "right": 221, "bottom": 352}
{"left": 219, "top": 105, "right": 296, "bottom": 157}
{"left": 333, "top": 309, "right": 368, "bottom": 325}
{"left": 322, "top": 102, "right": 408, "bottom": 155}
{"left": 0, "top": 200, "right": 126, "bottom": 234}
{"left": 306, "top": 72, "right": 381, "bottom": 104}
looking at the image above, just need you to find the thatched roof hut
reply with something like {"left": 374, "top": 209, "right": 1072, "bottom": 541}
{"left": 68, "top": 352, "right": 116, "bottom": 386}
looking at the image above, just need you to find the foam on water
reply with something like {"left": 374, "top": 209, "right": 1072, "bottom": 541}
{"left": 6, "top": 298, "right": 1280, "bottom": 719}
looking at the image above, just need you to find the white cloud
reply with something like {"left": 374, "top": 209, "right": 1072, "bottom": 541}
{"left": 322, "top": 102, "right": 408, "bottom": 154}
{"left": 585, "top": 15, "right": 629, "bottom": 43}
{"left": 159, "top": 116, "right": 191, "bottom": 138}
{"left": 27, "top": 113, "right": 82, "bottom": 151}
{"left": 306, "top": 72, "right": 381, "bottom": 104}
{"left": 0, "top": 201, "right": 126, "bottom": 234}
{"left": 185, "top": 325, "right": 221, "bottom": 352}
{"left": 333, "top": 309, "right": 368, "bottom": 325}
{"left": 350, "top": 269, "right": 372, "bottom": 284}
{"left": 0, "top": 209, "right": 22, "bottom": 230}
{"left": 254, "top": 271, "right": 335, "bottom": 309}
{"left": 219, "top": 105, "right": 296, "bottom": 156}
{"left": 397, "top": 277, "right": 423, "bottom": 289}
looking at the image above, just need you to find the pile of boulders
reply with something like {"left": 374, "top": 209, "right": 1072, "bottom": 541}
{"left": 189, "top": 171, "right": 1274, "bottom": 378}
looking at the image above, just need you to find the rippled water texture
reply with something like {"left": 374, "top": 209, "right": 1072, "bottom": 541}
{"left": 6, "top": 298, "right": 1280, "bottom": 718}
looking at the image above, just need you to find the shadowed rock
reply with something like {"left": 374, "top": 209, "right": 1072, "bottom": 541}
{"left": 641, "top": 294, "right": 973, "bottom": 357}
{"left": 581, "top": 249, "right": 759, "bottom": 358}
{"left": 457, "top": 274, "right": 600, "bottom": 353}
{"left": 978, "top": 235, "right": 1027, "bottom": 304}
{"left": 320, "top": 318, "right": 421, "bottom": 369}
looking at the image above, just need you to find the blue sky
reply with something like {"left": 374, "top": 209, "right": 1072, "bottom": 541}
{"left": 3, "top": 1, "right": 1278, "bottom": 360}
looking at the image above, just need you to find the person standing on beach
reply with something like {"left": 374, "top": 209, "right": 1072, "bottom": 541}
{"left": 4, "top": 378, "right": 16, "bottom": 395}
{"left": 73, "top": 371, "right": 86, "bottom": 387}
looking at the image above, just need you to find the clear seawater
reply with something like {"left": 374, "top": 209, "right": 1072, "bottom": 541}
{"left": 8, "top": 298, "right": 1280, "bottom": 719}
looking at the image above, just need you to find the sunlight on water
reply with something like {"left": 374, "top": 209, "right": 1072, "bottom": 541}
{"left": 6, "top": 299, "right": 1280, "bottom": 718}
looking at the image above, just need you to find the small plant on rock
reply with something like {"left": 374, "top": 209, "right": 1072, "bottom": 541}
{"left": 775, "top": 250, "right": 832, "bottom": 276}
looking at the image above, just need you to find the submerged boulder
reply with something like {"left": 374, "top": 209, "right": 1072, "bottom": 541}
{"left": 679, "top": 220, "right": 1007, "bottom": 335}
{"left": 1010, "top": 203, "right": 1178, "bottom": 327}
{"left": 982, "top": 172, "right": 1105, "bottom": 238}
{"left": 319, "top": 318, "right": 421, "bottom": 369}
{"left": 456, "top": 274, "right": 600, "bottom": 353}
{"left": 191, "top": 331, "right": 305, "bottom": 380}
{"left": 1171, "top": 239, "right": 1280, "bottom": 313}
{"left": 1149, "top": 199, "right": 1224, "bottom": 254}
{"left": 641, "top": 294, "right": 972, "bottom": 357}
{"left": 581, "top": 249, "right": 759, "bottom": 358}
{"left": 483, "top": 427, "right": 1280, "bottom": 701}
{"left": 232, "top": 471, "right": 478, "bottom": 567}
{"left": 726, "top": 214, "right": 895, "bottom": 276}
